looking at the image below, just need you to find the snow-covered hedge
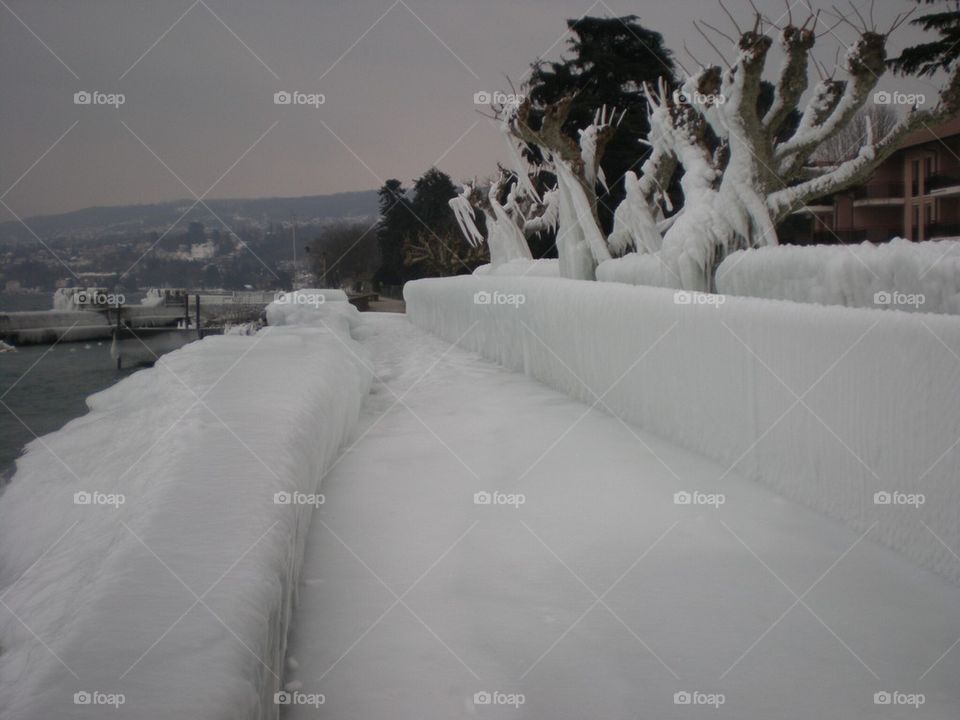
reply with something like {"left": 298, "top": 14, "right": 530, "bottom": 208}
{"left": 596, "top": 252, "right": 683, "bottom": 289}
{"left": 407, "top": 276, "right": 960, "bottom": 584}
{"left": 0, "top": 293, "right": 372, "bottom": 719}
{"left": 716, "top": 239, "right": 960, "bottom": 314}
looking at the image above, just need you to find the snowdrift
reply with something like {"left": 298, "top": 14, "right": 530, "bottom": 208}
{"left": 0, "top": 293, "right": 372, "bottom": 719}
{"left": 717, "top": 239, "right": 960, "bottom": 313}
{"left": 406, "top": 276, "right": 960, "bottom": 584}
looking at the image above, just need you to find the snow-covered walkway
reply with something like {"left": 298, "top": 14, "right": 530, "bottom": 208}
{"left": 283, "top": 313, "right": 960, "bottom": 719}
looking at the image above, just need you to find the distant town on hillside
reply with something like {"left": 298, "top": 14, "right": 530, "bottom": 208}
{"left": 0, "top": 190, "right": 378, "bottom": 293}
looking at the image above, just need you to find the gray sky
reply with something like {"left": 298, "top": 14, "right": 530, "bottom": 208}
{"left": 0, "top": 0, "right": 935, "bottom": 219}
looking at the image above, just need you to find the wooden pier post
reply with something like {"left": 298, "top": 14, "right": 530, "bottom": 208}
{"left": 115, "top": 300, "right": 122, "bottom": 370}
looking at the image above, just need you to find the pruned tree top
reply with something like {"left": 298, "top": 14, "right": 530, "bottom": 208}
{"left": 460, "top": 2, "right": 960, "bottom": 287}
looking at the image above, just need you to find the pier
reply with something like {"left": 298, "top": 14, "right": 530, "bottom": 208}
{"left": 0, "top": 288, "right": 269, "bottom": 368}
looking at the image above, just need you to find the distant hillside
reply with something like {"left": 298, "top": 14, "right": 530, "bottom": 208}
{"left": 0, "top": 190, "right": 380, "bottom": 242}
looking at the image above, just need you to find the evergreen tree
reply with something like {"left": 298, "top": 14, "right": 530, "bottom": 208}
{"left": 890, "top": 1, "right": 960, "bottom": 77}
{"left": 406, "top": 168, "right": 484, "bottom": 277}
{"left": 410, "top": 168, "right": 459, "bottom": 236}
{"left": 527, "top": 16, "right": 676, "bottom": 229}
{"left": 374, "top": 179, "right": 412, "bottom": 287}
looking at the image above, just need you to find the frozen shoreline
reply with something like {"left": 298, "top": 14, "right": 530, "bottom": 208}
{"left": 3, "top": 280, "right": 959, "bottom": 718}
{"left": 0, "top": 294, "right": 371, "bottom": 719}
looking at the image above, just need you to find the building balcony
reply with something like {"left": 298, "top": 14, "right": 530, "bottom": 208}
{"left": 812, "top": 229, "right": 867, "bottom": 244}
{"left": 927, "top": 222, "right": 960, "bottom": 239}
{"left": 811, "top": 227, "right": 904, "bottom": 244}
{"left": 925, "top": 174, "right": 960, "bottom": 192}
{"left": 924, "top": 176, "right": 960, "bottom": 198}
{"left": 853, "top": 182, "right": 904, "bottom": 200}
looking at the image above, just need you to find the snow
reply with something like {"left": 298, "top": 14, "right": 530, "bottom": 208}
{"left": 489, "top": 190, "right": 535, "bottom": 266}
{"left": 596, "top": 250, "right": 681, "bottom": 288}
{"left": 5, "top": 280, "right": 960, "bottom": 718}
{"left": 450, "top": 180, "right": 534, "bottom": 272}
{"left": 608, "top": 171, "right": 663, "bottom": 256}
{"left": 1, "top": 309, "right": 109, "bottom": 331}
{"left": 597, "top": 81, "right": 741, "bottom": 291}
{"left": 577, "top": 106, "right": 617, "bottom": 192}
{"left": 405, "top": 276, "right": 960, "bottom": 584}
{"left": 52, "top": 288, "right": 85, "bottom": 312}
{"left": 449, "top": 187, "right": 486, "bottom": 250}
{"left": 716, "top": 239, "right": 960, "bottom": 314}
{"left": 552, "top": 158, "right": 611, "bottom": 279}
{"left": 522, "top": 187, "right": 559, "bottom": 238}
{"left": 277, "top": 287, "right": 349, "bottom": 304}
{"left": 282, "top": 311, "right": 960, "bottom": 719}
{"left": 0, "top": 292, "right": 372, "bottom": 719}
{"left": 473, "top": 258, "right": 560, "bottom": 277}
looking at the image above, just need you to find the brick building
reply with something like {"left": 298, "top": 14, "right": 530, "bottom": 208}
{"left": 789, "top": 116, "right": 960, "bottom": 244}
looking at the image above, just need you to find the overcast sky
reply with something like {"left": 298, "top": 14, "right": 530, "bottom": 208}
{"left": 0, "top": 0, "right": 937, "bottom": 219}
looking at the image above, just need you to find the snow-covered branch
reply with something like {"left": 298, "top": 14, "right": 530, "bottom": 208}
{"left": 775, "top": 32, "right": 887, "bottom": 174}
{"left": 763, "top": 25, "right": 816, "bottom": 136}
{"left": 769, "top": 69, "right": 960, "bottom": 219}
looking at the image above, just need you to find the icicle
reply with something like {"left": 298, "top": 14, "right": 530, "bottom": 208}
{"left": 449, "top": 187, "right": 485, "bottom": 248}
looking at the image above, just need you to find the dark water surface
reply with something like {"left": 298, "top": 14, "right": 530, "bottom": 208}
{"left": 1, "top": 293, "right": 136, "bottom": 479}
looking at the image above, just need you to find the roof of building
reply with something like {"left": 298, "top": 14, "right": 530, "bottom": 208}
{"left": 899, "top": 115, "right": 960, "bottom": 150}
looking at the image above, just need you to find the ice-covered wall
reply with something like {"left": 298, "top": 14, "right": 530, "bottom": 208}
{"left": 0, "top": 294, "right": 372, "bottom": 719}
{"left": 473, "top": 258, "right": 561, "bottom": 277}
{"left": 716, "top": 239, "right": 960, "bottom": 313}
{"left": 406, "top": 276, "right": 960, "bottom": 584}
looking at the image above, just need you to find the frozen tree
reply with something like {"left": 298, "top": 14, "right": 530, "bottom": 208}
{"left": 460, "top": 4, "right": 960, "bottom": 289}
{"left": 449, "top": 174, "right": 534, "bottom": 268}
{"left": 527, "top": 15, "right": 677, "bottom": 232}
{"left": 507, "top": 103, "right": 623, "bottom": 279}
{"left": 404, "top": 225, "right": 488, "bottom": 277}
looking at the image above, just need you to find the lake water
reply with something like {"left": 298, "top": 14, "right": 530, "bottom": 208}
{"left": 0, "top": 293, "right": 136, "bottom": 479}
